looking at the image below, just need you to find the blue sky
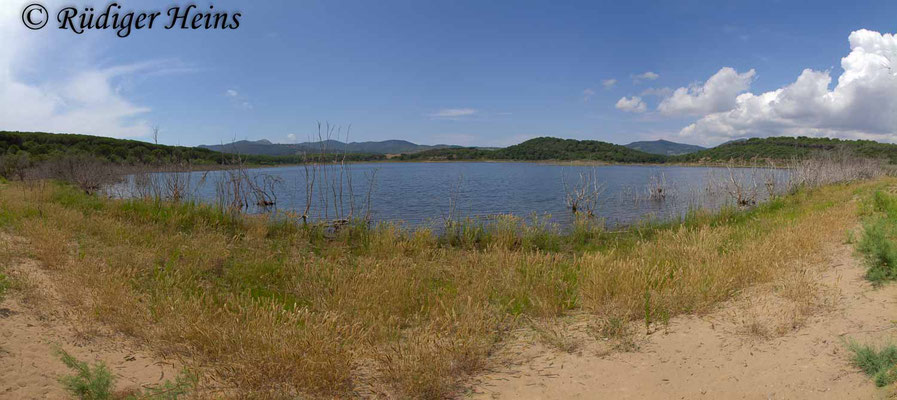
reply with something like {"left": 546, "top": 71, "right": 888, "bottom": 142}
{"left": 4, "top": 0, "right": 897, "bottom": 147}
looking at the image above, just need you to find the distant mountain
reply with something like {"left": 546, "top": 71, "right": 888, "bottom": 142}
{"left": 200, "top": 139, "right": 458, "bottom": 155}
{"left": 624, "top": 139, "right": 706, "bottom": 156}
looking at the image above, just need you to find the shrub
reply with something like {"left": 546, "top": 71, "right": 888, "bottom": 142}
{"left": 56, "top": 349, "right": 115, "bottom": 400}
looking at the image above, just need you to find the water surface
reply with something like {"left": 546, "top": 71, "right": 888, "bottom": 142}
{"left": 124, "top": 162, "right": 789, "bottom": 229}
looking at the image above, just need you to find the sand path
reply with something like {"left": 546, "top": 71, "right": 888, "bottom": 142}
{"left": 0, "top": 257, "right": 179, "bottom": 399}
{"left": 472, "top": 243, "right": 897, "bottom": 399}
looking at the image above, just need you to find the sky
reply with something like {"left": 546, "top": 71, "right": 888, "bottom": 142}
{"left": 2, "top": 0, "right": 897, "bottom": 147}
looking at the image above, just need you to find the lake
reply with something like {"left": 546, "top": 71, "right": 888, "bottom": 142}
{"left": 120, "top": 162, "right": 790, "bottom": 229}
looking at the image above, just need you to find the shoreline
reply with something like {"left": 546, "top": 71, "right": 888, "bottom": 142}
{"left": 192, "top": 157, "right": 794, "bottom": 173}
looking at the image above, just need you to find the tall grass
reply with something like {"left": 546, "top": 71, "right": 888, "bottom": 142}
{"left": 0, "top": 178, "right": 874, "bottom": 398}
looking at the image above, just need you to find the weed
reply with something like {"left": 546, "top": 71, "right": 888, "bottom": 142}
{"left": 847, "top": 340, "right": 897, "bottom": 387}
{"left": 56, "top": 349, "right": 115, "bottom": 400}
{"left": 56, "top": 348, "right": 196, "bottom": 400}
{"left": 857, "top": 190, "right": 897, "bottom": 283}
{"left": 0, "top": 271, "right": 9, "bottom": 300}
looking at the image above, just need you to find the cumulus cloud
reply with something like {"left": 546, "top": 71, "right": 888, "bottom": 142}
{"left": 615, "top": 96, "right": 647, "bottom": 113}
{"left": 658, "top": 67, "right": 755, "bottom": 116}
{"left": 428, "top": 108, "right": 477, "bottom": 118}
{"left": 226, "top": 89, "right": 239, "bottom": 97}
{"left": 633, "top": 71, "right": 659, "bottom": 83}
{"left": 0, "top": 1, "right": 165, "bottom": 139}
{"left": 679, "top": 29, "right": 897, "bottom": 144}
{"left": 602, "top": 79, "right": 617, "bottom": 89}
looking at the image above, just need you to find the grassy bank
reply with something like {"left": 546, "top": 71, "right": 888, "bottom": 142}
{"left": 0, "top": 178, "right": 881, "bottom": 398}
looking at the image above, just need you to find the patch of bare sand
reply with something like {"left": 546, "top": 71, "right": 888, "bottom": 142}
{"left": 0, "top": 258, "right": 180, "bottom": 399}
{"left": 471, "top": 244, "right": 897, "bottom": 399}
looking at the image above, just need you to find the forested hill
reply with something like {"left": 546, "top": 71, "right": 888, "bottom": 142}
{"left": 624, "top": 139, "right": 705, "bottom": 155}
{"left": 0, "top": 131, "right": 385, "bottom": 165}
{"left": 200, "top": 139, "right": 457, "bottom": 155}
{"left": 399, "top": 137, "right": 667, "bottom": 163}
{"left": 673, "top": 136, "right": 897, "bottom": 164}
{"left": 497, "top": 137, "right": 667, "bottom": 162}
{"left": 4, "top": 131, "right": 897, "bottom": 167}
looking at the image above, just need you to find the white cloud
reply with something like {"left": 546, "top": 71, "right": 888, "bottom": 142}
{"left": 0, "top": 1, "right": 165, "bottom": 139}
{"left": 428, "top": 108, "right": 477, "bottom": 118}
{"left": 582, "top": 88, "right": 596, "bottom": 102}
{"left": 226, "top": 89, "right": 239, "bottom": 97}
{"left": 601, "top": 79, "right": 617, "bottom": 89}
{"left": 679, "top": 29, "right": 897, "bottom": 145}
{"left": 658, "top": 67, "right": 756, "bottom": 116}
{"left": 286, "top": 133, "right": 297, "bottom": 142}
{"left": 633, "top": 71, "right": 659, "bottom": 83}
{"left": 615, "top": 96, "right": 647, "bottom": 113}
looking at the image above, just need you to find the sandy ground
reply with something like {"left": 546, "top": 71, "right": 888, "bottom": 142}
{"left": 2, "top": 231, "right": 896, "bottom": 399}
{"left": 0, "top": 258, "right": 179, "bottom": 399}
{"left": 471, "top": 243, "right": 897, "bottom": 399}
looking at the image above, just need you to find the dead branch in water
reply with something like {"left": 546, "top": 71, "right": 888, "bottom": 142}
{"left": 563, "top": 167, "right": 605, "bottom": 217}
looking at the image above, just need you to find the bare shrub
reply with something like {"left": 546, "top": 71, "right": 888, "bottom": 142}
{"left": 646, "top": 172, "right": 670, "bottom": 201}
{"left": 214, "top": 163, "right": 282, "bottom": 212}
{"left": 124, "top": 165, "right": 209, "bottom": 202}
{"left": 0, "top": 153, "right": 31, "bottom": 181}
{"left": 26, "top": 155, "right": 121, "bottom": 194}
{"left": 563, "top": 167, "right": 605, "bottom": 217}
{"left": 724, "top": 166, "right": 759, "bottom": 207}
{"left": 788, "top": 149, "right": 886, "bottom": 191}
{"left": 297, "top": 122, "right": 378, "bottom": 226}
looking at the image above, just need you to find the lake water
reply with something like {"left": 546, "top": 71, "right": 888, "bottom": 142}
{"left": 123, "top": 162, "right": 790, "bottom": 229}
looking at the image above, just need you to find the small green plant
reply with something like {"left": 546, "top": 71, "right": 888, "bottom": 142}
{"left": 0, "top": 271, "right": 10, "bottom": 300}
{"left": 845, "top": 229, "right": 856, "bottom": 244}
{"left": 56, "top": 349, "right": 195, "bottom": 400}
{"left": 847, "top": 340, "right": 897, "bottom": 387}
{"left": 856, "top": 190, "right": 897, "bottom": 284}
{"left": 56, "top": 349, "right": 115, "bottom": 400}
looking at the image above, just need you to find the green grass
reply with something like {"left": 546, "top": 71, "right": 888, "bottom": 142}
{"left": 856, "top": 190, "right": 897, "bottom": 283}
{"left": 0, "top": 272, "right": 10, "bottom": 301}
{"left": 848, "top": 340, "right": 897, "bottom": 387}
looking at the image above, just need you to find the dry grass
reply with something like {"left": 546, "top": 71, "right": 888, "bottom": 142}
{"left": 0, "top": 177, "right": 879, "bottom": 398}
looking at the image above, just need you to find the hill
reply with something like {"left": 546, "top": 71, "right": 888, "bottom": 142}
{"left": 6, "top": 132, "right": 897, "bottom": 170}
{"left": 624, "top": 139, "right": 705, "bottom": 156}
{"left": 674, "top": 136, "right": 897, "bottom": 164}
{"left": 0, "top": 131, "right": 385, "bottom": 166}
{"left": 200, "top": 139, "right": 457, "bottom": 155}
{"left": 401, "top": 137, "right": 666, "bottom": 163}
